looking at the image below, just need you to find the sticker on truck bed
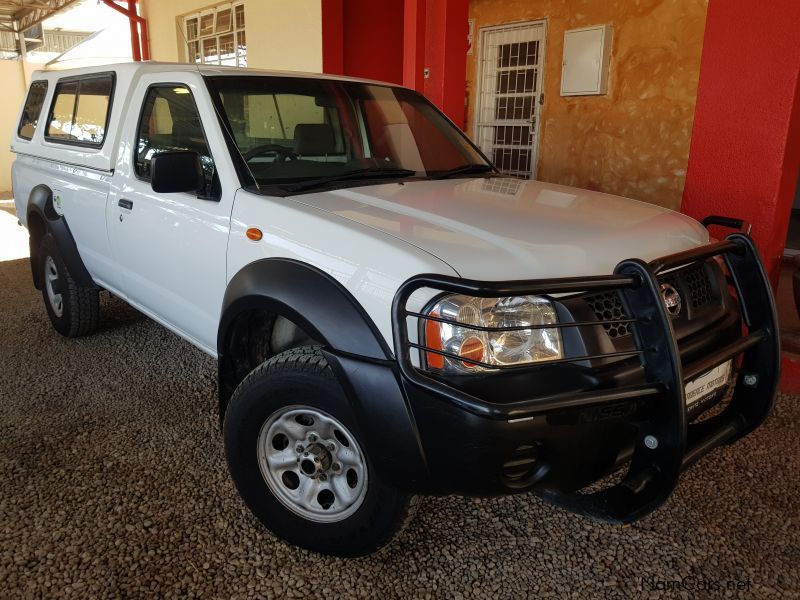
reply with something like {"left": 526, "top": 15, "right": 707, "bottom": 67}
{"left": 53, "top": 188, "right": 64, "bottom": 216}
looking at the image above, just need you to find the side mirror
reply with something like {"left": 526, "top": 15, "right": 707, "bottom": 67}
{"left": 151, "top": 151, "right": 204, "bottom": 194}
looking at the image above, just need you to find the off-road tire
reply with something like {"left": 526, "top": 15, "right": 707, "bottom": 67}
{"left": 224, "top": 346, "right": 418, "bottom": 556}
{"left": 38, "top": 233, "right": 99, "bottom": 337}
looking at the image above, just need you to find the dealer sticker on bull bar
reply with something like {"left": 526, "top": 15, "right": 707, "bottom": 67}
{"left": 684, "top": 360, "right": 733, "bottom": 405}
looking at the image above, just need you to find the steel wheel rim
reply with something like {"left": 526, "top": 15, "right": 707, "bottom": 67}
{"left": 257, "top": 405, "right": 368, "bottom": 523}
{"left": 44, "top": 256, "right": 63, "bottom": 318}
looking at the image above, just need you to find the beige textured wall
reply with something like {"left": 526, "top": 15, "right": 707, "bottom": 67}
{"left": 141, "top": 0, "right": 322, "bottom": 72}
{"left": 0, "top": 60, "right": 28, "bottom": 192}
{"left": 467, "top": 0, "right": 708, "bottom": 210}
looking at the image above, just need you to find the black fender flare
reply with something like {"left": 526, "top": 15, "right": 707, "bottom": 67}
{"left": 218, "top": 258, "right": 393, "bottom": 360}
{"left": 26, "top": 184, "right": 95, "bottom": 289}
{"left": 217, "top": 258, "right": 429, "bottom": 488}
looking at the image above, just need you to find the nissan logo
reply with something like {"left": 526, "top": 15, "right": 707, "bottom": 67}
{"left": 660, "top": 283, "right": 682, "bottom": 318}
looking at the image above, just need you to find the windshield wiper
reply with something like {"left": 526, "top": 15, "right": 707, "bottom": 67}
{"left": 282, "top": 168, "right": 416, "bottom": 193}
{"left": 428, "top": 164, "right": 496, "bottom": 179}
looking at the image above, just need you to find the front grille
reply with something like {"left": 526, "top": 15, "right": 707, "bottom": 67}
{"left": 683, "top": 263, "right": 714, "bottom": 308}
{"left": 584, "top": 291, "right": 630, "bottom": 339}
{"left": 584, "top": 262, "right": 715, "bottom": 338}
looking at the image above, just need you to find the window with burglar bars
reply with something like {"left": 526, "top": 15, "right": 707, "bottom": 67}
{"left": 183, "top": 1, "right": 246, "bottom": 67}
{"left": 474, "top": 22, "right": 545, "bottom": 179}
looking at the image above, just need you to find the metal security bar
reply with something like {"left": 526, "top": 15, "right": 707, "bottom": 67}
{"left": 405, "top": 309, "right": 639, "bottom": 331}
{"left": 409, "top": 343, "right": 644, "bottom": 371}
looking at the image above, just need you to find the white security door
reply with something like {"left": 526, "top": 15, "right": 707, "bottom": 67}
{"left": 474, "top": 21, "right": 545, "bottom": 178}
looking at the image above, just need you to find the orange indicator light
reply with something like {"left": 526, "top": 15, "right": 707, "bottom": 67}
{"left": 425, "top": 314, "right": 444, "bottom": 369}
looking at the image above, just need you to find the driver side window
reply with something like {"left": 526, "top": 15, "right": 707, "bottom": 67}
{"left": 135, "top": 85, "right": 215, "bottom": 189}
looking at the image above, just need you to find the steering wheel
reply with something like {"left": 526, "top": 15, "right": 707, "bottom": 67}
{"left": 243, "top": 143, "right": 298, "bottom": 164}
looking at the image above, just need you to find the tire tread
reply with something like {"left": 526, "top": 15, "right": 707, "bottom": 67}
{"left": 39, "top": 234, "right": 99, "bottom": 338}
{"left": 224, "top": 345, "right": 418, "bottom": 556}
{"left": 63, "top": 264, "right": 100, "bottom": 337}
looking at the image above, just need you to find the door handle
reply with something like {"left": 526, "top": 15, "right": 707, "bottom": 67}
{"left": 118, "top": 199, "right": 133, "bottom": 210}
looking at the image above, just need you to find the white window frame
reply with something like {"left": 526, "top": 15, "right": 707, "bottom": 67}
{"left": 182, "top": 1, "right": 246, "bottom": 67}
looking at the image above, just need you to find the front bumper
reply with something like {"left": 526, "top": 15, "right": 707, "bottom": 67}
{"left": 381, "top": 232, "right": 779, "bottom": 523}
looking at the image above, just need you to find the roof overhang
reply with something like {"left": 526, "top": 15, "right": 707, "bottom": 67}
{"left": 0, "top": 0, "right": 81, "bottom": 34}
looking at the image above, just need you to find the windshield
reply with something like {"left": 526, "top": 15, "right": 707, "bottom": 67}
{"left": 205, "top": 76, "right": 491, "bottom": 194}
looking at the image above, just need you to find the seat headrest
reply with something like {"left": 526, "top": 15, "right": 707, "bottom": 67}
{"left": 171, "top": 119, "right": 202, "bottom": 148}
{"left": 294, "top": 123, "right": 336, "bottom": 156}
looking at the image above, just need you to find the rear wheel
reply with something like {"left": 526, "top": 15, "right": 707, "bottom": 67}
{"left": 38, "top": 233, "right": 99, "bottom": 337}
{"left": 224, "top": 346, "right": 417, "bottom": 556}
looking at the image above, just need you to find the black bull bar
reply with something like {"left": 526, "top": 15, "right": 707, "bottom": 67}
{"left": 392, "top": 233, "right": 780, "bottom": 522}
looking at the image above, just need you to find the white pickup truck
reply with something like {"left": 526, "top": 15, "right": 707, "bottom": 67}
{"left": 11, "top": 62, "right": 779, "bottom": 556}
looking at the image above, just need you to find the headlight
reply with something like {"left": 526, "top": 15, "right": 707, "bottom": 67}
{"left": 422, "top": 294, "right": 563, "bottom": 373}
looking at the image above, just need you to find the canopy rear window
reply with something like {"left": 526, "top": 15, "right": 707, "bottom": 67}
{"left": 18, "top": 80, "right": 48, "bottom": 141}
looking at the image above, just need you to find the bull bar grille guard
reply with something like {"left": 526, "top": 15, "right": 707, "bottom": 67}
{"left": 391, "top": 233, "right": 780, "bottom": 522}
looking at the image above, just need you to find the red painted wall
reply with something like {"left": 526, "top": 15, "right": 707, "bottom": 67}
{"left": 322, "top": 0, "right": 405, "bottom": 85}
{"left": 682, "top": 0, "right": 800, "bottom": 285}
{"left": 322, "top": 0, "right": 469, "bottom": 128}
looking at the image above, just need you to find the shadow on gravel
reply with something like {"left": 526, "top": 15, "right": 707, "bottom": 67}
{"left": 97, "top": 292, "right": 148, "bottom": 332}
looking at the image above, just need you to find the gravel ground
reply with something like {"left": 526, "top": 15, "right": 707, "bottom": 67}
{"left": 0, "top": 256, "right": 798, "bottom": 599}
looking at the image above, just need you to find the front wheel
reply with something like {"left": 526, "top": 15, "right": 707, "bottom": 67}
{"left": 223, "top": 346, "right": 417, "bottom": 556}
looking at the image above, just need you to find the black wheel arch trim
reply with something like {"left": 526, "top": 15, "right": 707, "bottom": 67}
{"left": 218, "top": 258, "right": 393, "bottom": 361}
{"left": 216, "top": 259, "right": 430, "bottom": 486}
{"left": 217, "top": 258, "right": 394, "bottom": 416}
{"left": 322, "top": 349, "right": 430, "bottom": 491}
{"left": 26, "top": 184, "right": 95, "bottom": 289}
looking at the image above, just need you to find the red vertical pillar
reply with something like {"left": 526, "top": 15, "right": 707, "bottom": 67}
{"left": 403, "top": 0, "right": 426, "bottom": 92}
{"left": 321, "top": 0, "right": 344, "bottom": 75}
{"left": 321, "top": 0, "right": 469, "bottom": 127}
{"left": 681, "top": 0, "right": 800, "bottom": 286}
{"left": 127, "top": 0, "right": 141, "bottom": 61}
{"left": 423, "top": 0, "right": 469, "bottom": 128}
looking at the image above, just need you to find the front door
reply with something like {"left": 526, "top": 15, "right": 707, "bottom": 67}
{"left": 108, "top": 74, "right": 235, "bottom": 354}
{"left": 474, "top": 21, "right": 546, "bottom": 179}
